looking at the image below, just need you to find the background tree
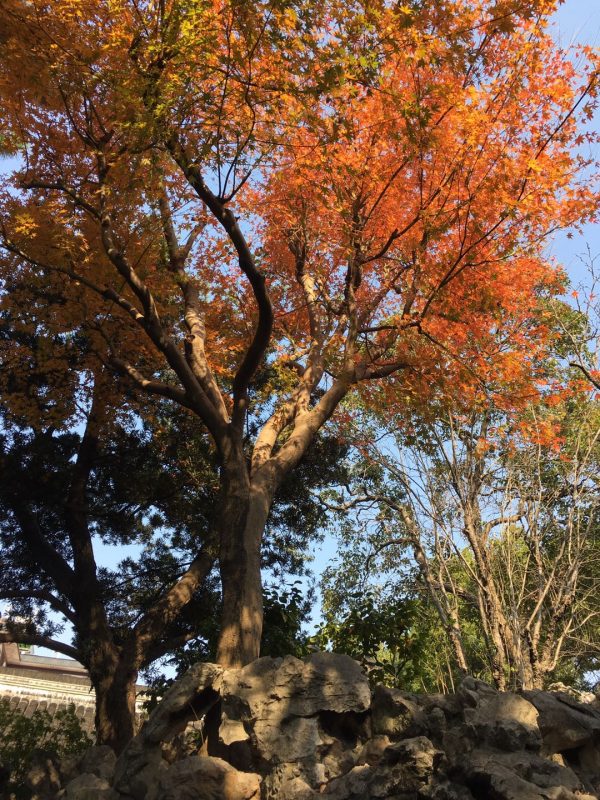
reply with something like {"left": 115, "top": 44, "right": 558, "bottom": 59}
{"left": 550, "top": 249, "right": 600, "bottom": 391}
{"left": 0, "top": 0, "right": 597, "bottom": 670}
{"left": 0, "top": 356, "right": 346, "bottom": 750}
{"left": 321, "top": 388, "right": 600, "bottom": 691}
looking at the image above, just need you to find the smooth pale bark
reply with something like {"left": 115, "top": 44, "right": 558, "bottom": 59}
{"left": 215, "top": 462, "right": 274, "bottom": 668}
{"left": 213, "top": 381, "right": 352, "bottom": 667}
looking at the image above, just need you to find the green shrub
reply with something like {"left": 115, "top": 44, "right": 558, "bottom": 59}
{"left": 0, "top": 699, "right": 92, "bottom": 798}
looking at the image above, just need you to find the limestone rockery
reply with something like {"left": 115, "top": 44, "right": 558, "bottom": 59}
{"left": 26, "top": 653, "right": 600, "bottom": 799}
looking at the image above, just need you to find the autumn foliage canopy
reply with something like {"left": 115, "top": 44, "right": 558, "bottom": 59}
{"left": 0, "top": 0, "right": 598, "bottom": 671}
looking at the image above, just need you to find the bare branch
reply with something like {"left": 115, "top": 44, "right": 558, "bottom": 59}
{"left": 167, "top": 137, "right": 273, "bottom": 433}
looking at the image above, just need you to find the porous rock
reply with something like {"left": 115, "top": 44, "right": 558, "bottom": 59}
{"left": 78, "top": 745, "right": 117, "bottom": 782}
{"left": 218, "top": 652, "right": 370, "bottom": 790}
{"left": 261, "top": 764, "right": 318, "bottom": 800}
{"left": 25, "top": 750, "right": 62, "bottom": 799}
{"left": 50, "top": 654, "right": 600, "bottom": 800}
{"left": 371, "top": 685, "right": 426, "bottom": 738}
{"left": 141, "top": 662, "right": 223, "bottom": 746}
{"left": 456, "top": 675, "right": 498, "bottom": 708}
{"left": 61, "top": 772, "right": 118, "bottom": 800}
{"left": 156, "top": 756, "right": 260, "bottom": 800}
{"left": 220, "top": 653, "right": 370, "bottom": 762}
{"left": 464, "top": 692, "right": 541, "bottom": 750}
{"left": 522, "top": 689, "right": 600, "bottom": 754}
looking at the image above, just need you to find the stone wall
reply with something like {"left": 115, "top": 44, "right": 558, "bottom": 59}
{"left": 20, "top": 653, "right": 600, "bottom": 799}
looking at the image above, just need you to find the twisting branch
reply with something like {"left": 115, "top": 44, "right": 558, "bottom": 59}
{"left": 93, "top": 155, "right": 228, "bottom": 444}
{"left": 365, "top": 537, "right": 410, "bottom": 572}
{"left": 569, "top": 361, "right": 600, "bottom": 391}
{"left": 6, "top": 506, "right": 76, "bottom": 601}
{"left": 144, "top": 629, "right": 204, "bottom": 665}
{"left": 133, "top": 546, "right": 216, "bottom": 664}
{"left": 20, "top": 179, "right": 101, "bottom": 219}
{"left": 167, "top": 136, "right": 273, "bottom": 434}
{"left": 109, "top": 357, "right": 193, "bottom": 407}
{"left": 157, "top": 189, "right": 229, "bottom": 422}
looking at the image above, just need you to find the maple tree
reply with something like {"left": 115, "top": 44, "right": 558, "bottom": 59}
{"left": 0, "top": 0, "right": 598, "bottom": 691}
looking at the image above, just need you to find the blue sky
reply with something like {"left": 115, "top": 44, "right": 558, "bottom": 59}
{"left": 554, "top": 0, "right": 599, "bottom": 47}
{"left": 546, "top": 0, "right": 599, "bottom": 284}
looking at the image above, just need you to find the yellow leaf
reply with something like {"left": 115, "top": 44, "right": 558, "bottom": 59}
{"left": 13, "top": 213, "right": 37, "bottom": 236}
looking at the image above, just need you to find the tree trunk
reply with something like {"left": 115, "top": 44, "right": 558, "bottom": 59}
{"left": 78, "top": 620, "right": 139, "bottom": 753}
{"left": 463, "top": 510, "right": 513, "bottom": 690}
{"left": 90, "top": 655, "right": 138, "bottom": 753}
{"left": 408, "top": 528, "right": 469, "bottom": 678}
{"left": 475, "top": 587, "right": 508, "bottom": 690}
{"left": 215, "top": 469, "right": 272, "bottom": 668}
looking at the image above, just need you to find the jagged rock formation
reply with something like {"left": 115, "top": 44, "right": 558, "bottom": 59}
{"left": 24, "top": 653, "right": 600, "bottom": 799}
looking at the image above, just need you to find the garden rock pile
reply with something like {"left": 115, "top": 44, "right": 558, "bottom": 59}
{"left": 27, "top": 653, "right": 600, "bottom": 799}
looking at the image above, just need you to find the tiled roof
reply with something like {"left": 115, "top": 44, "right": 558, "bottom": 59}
{"left": 19, "top": 652, "right": 88, "bottom": 673}
{"left": 0, "top": 640, "right": 88, "bottom": 676}
{"left": 1, "top": 662, "right": 91, "bottom": 683}
{"left": 0, "top": 640, "right": 148, "bottom": 734}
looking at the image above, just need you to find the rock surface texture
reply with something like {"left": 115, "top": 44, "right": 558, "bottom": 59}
{"left": 30, "top": 654, "right": 600, "bottom": 800}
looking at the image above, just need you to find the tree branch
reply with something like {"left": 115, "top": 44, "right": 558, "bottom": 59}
{"left": 569, "top": 361, "right": 600, "bottom": 390}
{"left": 0, "top": 590, "right": 76, "bottom": 624}
{"left": 134, "top": 547, "right": 216, "bottom": 665}
{"left": 144, "top": 630, "right": 202, "bottom": 664}
{"left": 21, "top": 179, "right": 101, "bottom": 219}
{"left": 158, "top": 190, "right": 229, "bottom": 421}
{"left": 7, "top": 506, "right": 76, "bottom": 601}
{"left": 167, "top": 137, "right": 273, "bottom": 432}
{"left": 0, "top": 631, "right": 79, "bottom": 661}
{"left": 64, "top": 382, "right": 105, "bottom": 585}
{"left": 110, "top": 357, "right": 195, "bottom": 408}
